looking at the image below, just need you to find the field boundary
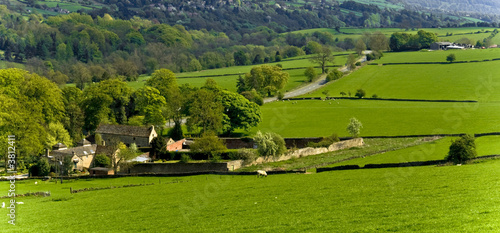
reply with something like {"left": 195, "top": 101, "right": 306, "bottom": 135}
{"left": 283, "top": 97, "right": 478, "bottom": 103}
{"left": 316, "top": 154, "right": 500, "bottom": 172}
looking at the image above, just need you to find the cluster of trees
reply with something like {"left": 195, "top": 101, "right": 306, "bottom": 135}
{"left": 236, "top": 64, "right": 290, "bottom": 99}
{"left": 0, "top": 68, "right": 262, "bottom": 172}
{"left": 389, "top": 30, "right": 438, "bottom": 51}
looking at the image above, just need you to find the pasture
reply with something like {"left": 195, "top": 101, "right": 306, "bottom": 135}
{"left": 250, "top": 99, "right": 500, "bottom": 137}
{"left": 377, "top": 49, "right": 500, "bottom": 63}
{"left": 2, "top": 158, "right": 500, "bottom": 232}
{"left": 305, "top": 60, "right": 500, "bottom": 102}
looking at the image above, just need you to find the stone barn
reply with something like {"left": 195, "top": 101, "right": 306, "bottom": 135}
{"left": 430, "top": 42, "right": 453, "bottom": 50}
{"left": 96, "top": 124, "right": 157, "bottom": 147}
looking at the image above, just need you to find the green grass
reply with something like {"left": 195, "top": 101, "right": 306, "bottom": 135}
{"left": 2, "top": 159, "right": 500, "bottom": 232}
{"left": 304, "top": 60, "right": 500, "bottom": 102}
{"left": 248, "top": 99, "right": 500, "bottom": 138}
{"left": 378, "top": 49, "right": 500, "bottom": 63}
{"left": 0, "top": 61, "right": 25, "bottom": 69}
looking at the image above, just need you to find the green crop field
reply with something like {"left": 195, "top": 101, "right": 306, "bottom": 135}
{"left": 2, "top": 158, "right": 500, "bottom": 232}
{"left": 248, "top": 99, "right": 500, "bottom": 138}
{"left": 304, "top": 60, "right": 500, "bottom": 102}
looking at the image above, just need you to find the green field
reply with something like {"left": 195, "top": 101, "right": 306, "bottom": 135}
{"left": 293, "top": 27, "right": 497, "bottom": 44}
{"left": 249, "top": 99, "right": 500, "bottom": 137}
{"left": 2, "top": 158, "right": 500, "bottom": 232}
{"left": 304, "top": 60, "right": 500, "bottom": 102}
{"left": 331, "top": 136, "right": 500, "bottom": 167}
{"left": 377, "top": 49, "right": 500, "bottom": 63}
{"left": 129, "top": 54, "right": 349, "bottom": 91}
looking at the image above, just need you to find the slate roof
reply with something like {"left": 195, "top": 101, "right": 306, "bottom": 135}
{"left": 51, "top": 144, "right": 97, "bottom": 158}
{"left": 52, "top": 143, "right": 68, "bottom": 150}
{"left": 95, "top": 145, "right": 118, "bottom": 157}
{"left": 77, "top": 139, "right": 91, "bottom": 147}
{"left": 96, "top": 124, "right": 154, "bottom": 137}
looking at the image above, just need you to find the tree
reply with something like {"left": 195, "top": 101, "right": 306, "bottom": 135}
{"left": 244, "top": 65, "right": 289, "bottom": 96}
{"left": 71, "top": 63, "right": 91, "bottom": 90}
{"left": 218, "top": 90, "right": 262, "bottom": 135}
{"left": 46, "top": 122, "right": 73, "bottom": 148}
{"left": 29, "top": 157, "right": 50, "bottom": 177}
{"left": 322, "top": 90, "right": 330, "bottom": 99}
{"left": 417, "top": 30, "right": 438, "bottom": 49}
{"left": 145, "top": 69, "right": 179, "bottom": 102}
{"left": 304, "top": 41, "right": 322, "bottom": 54}
{"left": 112, "top": 142, "right": 137, "bottom": 174}
{"left": 304, "top": 66, "right": 317, "bottom": 82}
{"left": 340, "top": 91, "right": 347, "bottom": 97}
{"left": 447, "top": 54, "right": 456, "bottom": 63}
{"left": 150, "top": 136, "right": 166, "bottom": 160}
{"left": 234, "top": 50, "right": 248, "bottom": 66}
{"left": 253, "top": 131, "right": 287, "bottom": 157}
{"left": 446, "top": 134, "right": 476, "bottom": 164}
{"left": 346, "top": 117, "right": 363, "bottom": 138}
{"left": 347, "top": 54, "right": 357, "bottom": 70}
{"left": 326, "top": 69, "right": 343, "bottom": 82}
{"left": 94, "top": 154, "right": 111, "bottom": 168}
{"left": 355, "top": 39, "right": 367, "bottom": 56}
{"left": 309, "top": 45, "right": 334, "bottom": 74}
{"left": 355, "top": 89, "right": 366, "bottom": 98}
{"left": 187, "top": 89, "right": 225, "bottom": 135}
{"left": 190, "top": 133, "right": 227, "bottom": 159}
{"left": 135, "top": 86, "right": 167, "bottom": 127}
{"left": 236, "top": 75, "right": 247, "bottom": 93}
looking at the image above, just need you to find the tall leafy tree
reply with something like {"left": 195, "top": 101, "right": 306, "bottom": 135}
{"left": 244, "top": 65, "right": 289, "bottom": 96}
{"left": 309, "top": 45, "right": 335, "bottom": 74}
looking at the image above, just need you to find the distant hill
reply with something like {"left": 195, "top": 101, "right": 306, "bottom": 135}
{"left": 403, "top": 0, "right": 500, "bottom": 16}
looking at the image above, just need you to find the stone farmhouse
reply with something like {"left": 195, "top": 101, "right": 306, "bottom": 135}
{"left": 95, "top": 124, "right": 157, "bottom": 147}
{"left": 47, "top": 139, "right": 97, "bottom": 171}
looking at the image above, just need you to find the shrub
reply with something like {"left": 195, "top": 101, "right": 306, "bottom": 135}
{"left": 167, "top": 123, "right": 184, "bottom": 140}
{"left": 326, "top": 69, "right": 343, "bottom": 82}
{"left": 30, "top": 157, "right": 51, "bottom": 177}
{"left": 355, "top": 89, "right": 366, "bottom": 98}
{"left": 304, "top": 66, "right": 317, "bottom": 82}
{"left": 190, "top": 133, "right": 227, "bottom": 159}
{"left": 48, "top": 172, "right": 56, "bottom": 177}
{"left": 445, "top": 134, "right": 476, "bottom": 164}
{"left": 231, "top": 148, "right": 258, "bottom": 163}
{"left": 372, "top": 94, "right": 378, "bottom": 98}
{"left": 94, "top": 154, "right": 111, "bottom": 168}
{"left": 307, "top": 133, "right": 340, "bottom": 148}
{"left": 179, "top": 154, "right": 191, "bottom": 163}
{"left": 277, "top": 91, "right": 285, "bottom": 101}
{"left": 253, "top": 131, "right": 287, "bottom": 157}
{"left": 346, "top": 117, "right": 363, "bottom": 138}
{"left": 355, "top": 62, "right": 361, "bottom": 66}
{"left": 447, "top": 53, "right": 456, "bottom": 63}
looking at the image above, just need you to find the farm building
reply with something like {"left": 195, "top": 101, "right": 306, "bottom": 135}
{"left": 166, "top": 138, "right": 186, "bottom": 151}
{"left": 431, "top": 42, "right": 473, "bottom": 50}
{"left": 47, "top": 139, "right": 97, "bottom": 171}
{"left": 95, "top": 124, "right": 157, "bottom": 147}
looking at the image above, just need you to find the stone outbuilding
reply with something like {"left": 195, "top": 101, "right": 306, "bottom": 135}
{"left": 95, "top": 124, "right": 157, "bottom": 147}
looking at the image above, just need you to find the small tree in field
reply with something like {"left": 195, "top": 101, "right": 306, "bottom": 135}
{"left": 355, "top": 89, "right": 366, "bottom": 98}
{"left": 446, "top": 53, "right": 456, "bottom": 63}
{"left": 253, "top": 131, "right": 287, "bottom": 157}
{"left": 304, "top": 66, "right": 317, "bottom": 82}
{"left": 346, "top": 117, "right": 363, "bottom": 138}
{"left": 445, "top": 134, "right": 476, "bottom": 164}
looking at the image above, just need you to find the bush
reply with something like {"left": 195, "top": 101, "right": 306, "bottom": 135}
{"left": 94, "top": 154, "right": 111, "bottom": 168}
{"left": 326, "top": 69, "right": 343, "bottom": 82}
{"left": 355, "top": 89, "right": 366, "bottom": 98}
{"left": 355, "top": 62, "right": 361, "bottom": 66}
{"left": 372, "top": 94, "right": 378, "bottom": 98}
{"left": 230, "top": 149, "right": 258, "bottom": 163}
{"left": 48, "top": 172, "right": 56, "bottom": 177}
{"left": 277, "top": 91, "right": 285, "bottom": 100}
{"left": 346, "top": 117, "right": 363, "bottom": 138}
{"left": 307, "top": 133, "right": 340, "bottom": 148}
{"left": 190, "top": 133, "right": 227, "bottom": 159}
{"left": 445, "top": 134, "right": 476, "bottom": 164}
{"left": 253, "top": 131, "right": 287, "bottom": 157}
{"left": 447, "top": 53, "right": 456, "bottom": 63}
{"left": 167, "top": 123, "right": 184, "bottom": 140}
{"left": 179, "top": 154, "right": 191, "bottom": 163}
{"left": 30, "top": 157, "right": 50, "bottom": 177}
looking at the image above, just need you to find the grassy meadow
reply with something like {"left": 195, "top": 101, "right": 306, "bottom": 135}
{"left": 304, "top": 60, "right": 500, "bottom": 102}
{"left": 378, "top": 49, "right": 500, "bottom": 63}
{"left": 2, "top": 158, "right": 500, "bottom": 232}
{"left": 249, "top": 99, "right": 500, "bottom": 138}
